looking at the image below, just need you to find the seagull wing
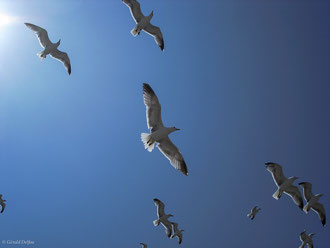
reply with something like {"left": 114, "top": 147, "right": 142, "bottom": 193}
{"left": 300, "top": 231, "right": 307, "bottom": 242}
{"left": 50, "top": 49, "right": 71, "bottom": 75}
{"left": 177, "top": 232, "right": 183, "bottom": 244}
{"left": 265, "top": 162, "right": 286, "bottom": 186}
{"left": 143, "top": 83, "right": 163, "bottom": 132}
{"left": 0, "top": 202, "right": 6, "bottom": 213}
{"left": 158, "top": 137, "right": 188, "bottom": 176}
{"left": 25, "top": 23, "right": 52, "bottom": 48}
{"left": 153, "top": 198, "right": 165, "bottom": 218}
{"left": 299, "top": 182, "right": 314, "bottom": 202}
{"left": 144, "top": 24, "right": 164, "bottom": 51}
{"left": 140, "top": 243, "right": 147, "bottom": 248}
{"left": 122, "top": 0, "right": 144, "bottom": 23}
{"left": 171, "top": 222, "right": 179, "bottom": 233}
{"left": 307, "top": 240, "right": 314, "bottom": 248}
{"left": 284, "top": 185, "right": 303, "bottom": 210}
{"left": 311, "top": 202, "right": 326, "bottom": 226}
{"left": 162, "top": 219, "right": 172, "bottom": 238}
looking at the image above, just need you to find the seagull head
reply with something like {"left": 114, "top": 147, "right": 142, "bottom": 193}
{"left": 173, "top": 127, "right": 180, "bottom": 131}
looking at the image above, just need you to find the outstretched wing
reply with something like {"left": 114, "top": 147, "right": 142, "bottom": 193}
{"left": 312, "top": 202, "right": 326, "bottom": 226}
{"left": 284, "top": 185, "right": 303, "bottom": 210}
{"left": 177, "top": 232, "right": 183, "bottom": 244}
{"left": 0, "top": 202, "right": 6, "bottom": 213}
{"left": 122, "top": 0, "right": 144, "bottom": 23}
{"left": 153, "top": 198, "right": 165, "bottom": 218}
{"left": 158, "top": 137, "right": 188, "bottom": 176}
{"left": 140, "top": 243, "right": 147, "bottom": 248}
{"left": 265, "top": 162, "right": 286, "bottom": 186}
{"left": 162, "top": 219, "right": 172, "bottom": 238}
{"left": 143, "top": 83, "right": 163, "bottom": 132}
{"left": 25, "top": 23, "right": 52, "bottom": 48}
{"left": 50, "top": 49, "right": 71, "bottom": 75}
{"left": 300, "top": 231, "right": 307, "bottom": 242}
{"left": 144, "top": 24, "right": 164, "bottom": 51}
{"left": 171, "top": 222, "right": 179, "bottom": 233}
{"left": 299, "top": 182, "right": 314, "bottom": 202}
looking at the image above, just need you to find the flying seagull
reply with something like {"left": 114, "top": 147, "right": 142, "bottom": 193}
{"left": 170, "top": 222, "right": 184, "bottom": 244}
{"left": 299, "top": 230, "right": 314, "bottom": 248}
{"left": 141, "top": 83, "right": 188, "bottom": 176}
{"left": 140, "top": 243, "right": 147, "bottom": 248}
{"left": 122, "top": 0, "right": 164, "bottom": 51}
{"left": 153, "top": 198, "right": 173, "bottom": 238}
{"left": 299, "top": 182, "right": 326, "bottom": 226}
{"left": 265, "top": 162, "right": 303, "bottom": 210}
{"left": 0, "top": 194, "right": 6, "bottom": 213}
{"left": 247, "top": 206, "right": 261, "bottom": 220}
{"left": 25, "top": 23, "right": 71, "bottom": 75}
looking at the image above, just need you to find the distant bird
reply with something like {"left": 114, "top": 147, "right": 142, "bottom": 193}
{"left": 299, "top": 230, "right": 315, "bottom": 248}
{"left": 299, "top": 182, "right": 326, "bottom": 226}
{"left": 153, "top": 198, "right": 173, "bottom": 237}
{"left": 141, "top": 83, "right": 188, "bottom": 176}
{"left": 170, "top": 222, "right": 184, "bottom": 244}
{"left": 140, "top": 243, "right": 147, "bottom": 248}
{"left": 25, "top": 23, "right": 71, "bottom": 75}
{"left": 122, "top": 0, "right": 164, "bottom": 51}
{"left": 265, "top": 162, "right": 303, "bottom": 210}
{"left": 247, "top": 206, "right": 261, "bottom": 220}
{"left": 0, "top": 194, "right": 6, "bottom": 213}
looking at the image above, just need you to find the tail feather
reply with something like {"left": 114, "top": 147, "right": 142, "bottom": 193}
{"left": 153, "top": 219, "right": 160, "bottom": 226}
{"left": 141, "top": 133, "right": 155, "bottom": 152}
{"left": 272, "top": 189, "right": 281, "bottom": 200}
{"left": 37, "top": 51, "right": 46, "bottom": 60}
{"left": 131, "top": 26, "right": 139, "bottom": 37}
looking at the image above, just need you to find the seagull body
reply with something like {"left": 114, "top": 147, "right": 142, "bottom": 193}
{"left": 265, "top": 162, "right": 303, "bottom": 209}
{"left": 0, "top": 194, "right": 6, "bottom": 213}
{"left": 122, "top": 0, "right": 164, "bottom": 51}
{"left": 247, "top": 206, "right": 261, "bottom": 220}
{"left": 170, "top": 222, "right": 184, "bottom": 244}
{"left": 141, "top": 83, "right": 188, "bottom": 176}
{"left": 299, "top": 230, "right": 314, "bottom": 248}
{"left": 25, "top": 23, "right": 71, "bottom": 75}
{"left": 299, "top": 182, "right": 326, "bottom": 226}
{"left": 153, "top": 198, "right": 173, "bottom": 238}
{"left": 140, "top": 243, "right": 147, "bottom": 248}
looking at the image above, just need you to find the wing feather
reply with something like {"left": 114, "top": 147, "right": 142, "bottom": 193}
{"left": 265, "top": 162, "right": 286, "bottom": 186}
{"left": 25, "top": 23, "right": 52, "bottom": 48}
{"left": 299, "top": 182, "right": 314, "bottom": 202}
{"left": 144, "top": 24, "right": 164, "bottom": 51}
{"left": 284, "top": 185, "right": 303, "bottom": 210}
{"left": 143, "top": 83, "right": 163, "bottom": 132}
{"left": 50, "top": 49, "right": 71, "bottom": 75}
{"left": 122, "top": 0, "right": 144, "bottom": 23}
{"left": 158, "top": 137, "right": 188, "bottom": 176}
{"left": 153, "top": 198, "right": 165, "bottom": 218}
{"left": 312, "top": 202, "right": 326, "bottom": 226}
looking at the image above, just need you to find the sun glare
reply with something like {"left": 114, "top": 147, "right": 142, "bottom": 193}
{"left": 0, "top": 13, "right": 18, "bottom": 27}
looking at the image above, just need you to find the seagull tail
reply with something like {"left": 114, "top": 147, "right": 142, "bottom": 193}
{"left": 272, "top": 189, "right": 281, "bottom": 200}
{"left": 37, "top": 51, "right": 47, "bottom": 60}
{"left": 131, "top": 26, "right": 139, "bottom": 37}
{"left": 141, "top": 133, "right": 155, "bottom": 152}
{"left": 153, "top": 219, "right": 160, "bottom": 226}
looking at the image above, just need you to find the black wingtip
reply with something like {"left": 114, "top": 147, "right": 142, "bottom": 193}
{"left": 322, "top": 218, "right": 326, "bottom": 226}
{"left": 299, "top": 182, "right": 306, "bottom": 185}
{"left": 143, "top": 83, "right": 155, "bottom": 96}
{"left": 153, "top": 198, "right": 160, "bottom": 202}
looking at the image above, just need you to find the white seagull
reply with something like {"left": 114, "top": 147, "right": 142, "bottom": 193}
{"left": 122, "top": 0, "right": 164, "bottom": 51}
{"left": 265, "top": 162, "right": 303, "bottom": 210}
{"left": 25, "top": 23, "right": 71, "bottom": 75}
{"left": 170, "top": 222, "right": 184, "bottom": 244}
{"left": 0, "top": 194, "right": 6, "bottom": 213}
{"left": 140, "top": 243, "right": 147, "bottom": 248}
{"left": 299, "top": 182, "right": 326, "bottom": 226}
{"left": 153, "top": 198, "right": 173, "bottom": 238}
{"left": 141, "top": 83, "right": 188, "bottom": 176}
{"left": 299, "top": 230, "right": 315, "bottom": 248}
{"left": 247, "top": 206, "right": 261, "bottom": 220}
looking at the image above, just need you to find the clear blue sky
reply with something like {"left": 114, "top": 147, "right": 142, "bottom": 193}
{"left": 0, "top": 0, "right": 329, "bottom": 247}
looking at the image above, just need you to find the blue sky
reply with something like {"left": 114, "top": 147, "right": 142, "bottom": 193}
{"left": 0, "top": 0, "right": 329, "bottom": 247}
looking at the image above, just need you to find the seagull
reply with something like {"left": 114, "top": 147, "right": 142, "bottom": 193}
{"left": 265, "top": 162, "right": 303, "bottom": 209}
{"left": 122, "top": 0, "right": 164, "bottom": 51}
{"left": 140, "top": 243, "right": 147, "bottom": 248}
{"left": 299, "top": 230, "right": 315, "bottom": 248}
{"left": 170, "top": 222, "right": 184, "bottom": 244}
{"left": 247, "top": 206, "right": 261, "bottom": 220}
{"left": 0, "top": 194, "right": 6, "bottom": 213}
{"left": 141, "top": 83, "right": 188, "bottom": 176}
{"left": 299, "top": 182, "right": 326, "bottom": 226}
{"left": 153, "top": 198, "right": 173, "bottom": 238}
{"left": 25, "top": 23, "right": 71, "bottom": 75}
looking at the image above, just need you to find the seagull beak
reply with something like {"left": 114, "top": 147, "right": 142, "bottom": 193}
{"left": 176, "top": 128, "right": 180, "bottom": 131}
